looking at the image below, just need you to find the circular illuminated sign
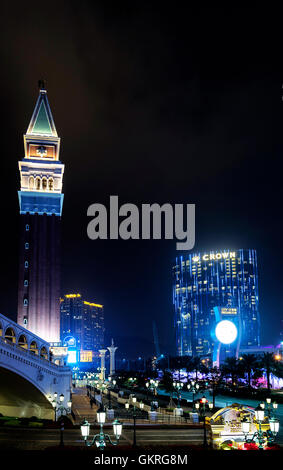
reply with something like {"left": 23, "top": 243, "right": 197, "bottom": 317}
{"left": 63, "top": 335, "right": 76, "bottom": 347}
{"left": 215, "top": 320, "right": 237, "bottom": 344}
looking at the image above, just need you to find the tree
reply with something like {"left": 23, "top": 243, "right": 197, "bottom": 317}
{"left": 239, "top": 354, "right": 259, "bottom": 388}
{"left": 207, "top": 367, "right": 223, "bottom": 408}
{"left": 169, "top": 355, "right": 190, "bottom": 380}
{"left": 191, "top": 356, "right": 209, "bottom": 380}
{"left": 260, "top": 353, "right": 279, "bottom": 393}
{"left": 160, "top": 370, "right": 174, "bottom": 393}
{"left": 221, "top": 357, "right": 241, "bottom": 388}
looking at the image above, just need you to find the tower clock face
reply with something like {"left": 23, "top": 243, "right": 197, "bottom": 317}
{"left": 215, "top": 320, "right": 238, "bottom": 344}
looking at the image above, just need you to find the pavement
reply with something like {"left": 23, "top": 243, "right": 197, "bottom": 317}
{"left": 0, "top": 426, "right": 208, "bottom": 450}
{"left": 71, "top": 387, "right": 98, "bottom": 422}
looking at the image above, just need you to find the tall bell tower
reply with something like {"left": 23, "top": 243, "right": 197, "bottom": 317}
{"left": 17, "top": 82, "right": 64, "bottom": 343}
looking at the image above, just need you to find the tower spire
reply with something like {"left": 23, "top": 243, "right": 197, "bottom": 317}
{"left": 38, "top": 79, "right": 46, "bottom": 91}
{"left": 26, "top": 83, "right": 57, "bottom": 137}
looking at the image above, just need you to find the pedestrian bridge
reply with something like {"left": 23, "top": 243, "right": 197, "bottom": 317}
{"left": 0, "top": 313, "right": 72, "bottom": 419}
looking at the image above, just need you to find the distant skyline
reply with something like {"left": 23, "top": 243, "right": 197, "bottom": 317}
{"left": 1, "top": 5, "right": 283, "bottom": 358}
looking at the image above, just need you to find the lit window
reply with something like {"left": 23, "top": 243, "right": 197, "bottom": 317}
{"left": 25, "top": 243, "right": 29, "bottom": 249}
{"left": 23, "top": 299, "right": 28, "bottom": 306}
{"left": 48, "top": 178, "right": 54, "bottom": 191}
{"left": 24, "top": 261, "right": 29, "bottom": 268}
{"left": 29, "top": 176, "right": 34, "bottom": 190}
{"left": 24, "top": 280, "right": 28, "bottom": 287}
{"left": 26, "top": 224, "right": 29, "bottom": 231}
{"left": 42, "top": 177, "right": 47, "bottom": 191}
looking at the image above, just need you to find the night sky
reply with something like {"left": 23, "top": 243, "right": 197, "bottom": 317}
{"left": 1, "top": 4, "right": 282, "bottom": 358}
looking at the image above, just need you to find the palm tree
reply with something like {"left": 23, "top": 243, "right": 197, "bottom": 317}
{"left": 221, "top": 357, "right": 241, "bottom": 388}
{"left": 239, "top": 354, "right": 259, "bottom": 389}
{"left": 191, "top": 356, "right": 208, "bottom": 380}
{"left": 207, "top": 366, "right": 223, "bottom": 408}
{"left": 170, "top": 356, "right": 189, "bottom": 380}
{"left": 260, "top": 352, "right": 278, "bottom": 393}
{"left": 160, "top": 370, "right": 174, "bottom": 393}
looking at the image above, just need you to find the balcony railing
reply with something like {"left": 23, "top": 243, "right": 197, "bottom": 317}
{"left": 0, "top": 335, "right": 70, "bottom": 372}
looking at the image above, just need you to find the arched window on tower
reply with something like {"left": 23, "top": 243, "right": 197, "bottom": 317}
{"left": 48, "top": 177, "right": 54, "bottom": 191}
{"left": 35, "top": 177, "right": 41, "bottom": 190}
{"left": 42, "top": 177, "right": 47, "bottom": 191}
{"left": 29, "top": 176, "right": 34, "bottom": 190}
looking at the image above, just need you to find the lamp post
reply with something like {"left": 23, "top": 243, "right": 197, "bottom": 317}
{"left": 145, "top": 381, "right": 149, "bottom": 401}
{"left": 146, "top": 379, "right": 159, "bottom": 410}
{"left": 187, "top": 380, "right": 200, "bottom": 410}
{"left": 195, "top": 396, "right": 212, "bottom": 449}
{"left": 107, "top": 378, "right": 116, "bottom": 410}
{"left": 242, "top": 404, "right": 280, "bottom": 450}
{"left": 146, "top": 379, "right": 159, "bottom": 395}
{"left": 173, "top": 381, "right": 183, "bottom": 409}
{"left": 242, "top": 405, "right": 266, "bottom": 450}
{"left": 124, "top": 397, "right": 145, "bottom": 448}
{"left": 128, "top": 377, "right": 136, "bottom": 391}
{"left": 60, "top": 420, "right": 64, "bottom": 447}
{"left": 49, "top": 392, "right": 72, "bottom": 446}
{"left": 265, "top": 397, "right": 278, "bottom": 418}
{"left": 80, "top": 404, "right": 122, "bottom": 450}
{"left": 267, "top": 418, "right": 280, "bottom": 446}
{"left": 51, "top": 392, "right": 72, "bottom": 422}
{"left": 132, "top": 397, "right": 137, "bottom": 448}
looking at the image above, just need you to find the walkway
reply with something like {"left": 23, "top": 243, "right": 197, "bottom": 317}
{"left": 71, "top": 388, "right": 98, "bottom": 423}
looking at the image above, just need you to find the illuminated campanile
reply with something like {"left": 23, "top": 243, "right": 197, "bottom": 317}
{"left": 17, "top": 82, "right": 64, "bottom": 342}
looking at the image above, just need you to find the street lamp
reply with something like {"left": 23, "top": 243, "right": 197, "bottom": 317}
{"left": 242, "top": 404, "right": 280, "bottom": 450}
{"left": 242, "top": 417, "right": 250, "bottom": 436}
{"left": 146, "top": 379, "right": 159, "bottom": 395}
{"left": 187, "top": 380, "right": 200, "bottom": 410}
{"left": 268, "top": 418, "right": 280, "bottom": 446}
{"left": 173, "top": 381, "right": 183, "bottom": 409}
{"left": 265, "top": 397, "right": 278, "bottom": 418}
{"left": 242, "top": 405, "right": 265, "bottom": 449}
{"left": 50, "top": 392, "right": 72, "bottom": 422}
{"left": 80, "top": 404, "right": 123, "bottom": 450}
{"left": 124, "top": 397, "right": 145, "bottom": 448}
{"left": 195, "top": 396, "right": 212, "bottom": 449}
{"left": 50, "top": 392, "right": 72, "bottom": 446}
{"left": 146, "top": 379, "right": 159, "bottom": 410}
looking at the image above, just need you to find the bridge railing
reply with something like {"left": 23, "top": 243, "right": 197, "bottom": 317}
{"left": 0, "top": 335, "right": 69, "bottom": 372}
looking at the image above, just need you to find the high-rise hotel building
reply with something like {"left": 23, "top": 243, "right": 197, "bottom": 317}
{"left": 60, "top": 294, "right": 105, "bottom": 360}
{"left": 17, "top": 83, "right": 64, "bottom": 342}
{"left": 173, "top": 249, "right": 260, "bottom": 357}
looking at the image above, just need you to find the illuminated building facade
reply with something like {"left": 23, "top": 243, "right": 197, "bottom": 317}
{"left": 60, "top": 294, "right": 104, "bottom": 360}
{"left": 17, "top": 83, "right": 64, "bottom": 342}
{"left": 173, "top": 249, "right": 260, "bottom": 357}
